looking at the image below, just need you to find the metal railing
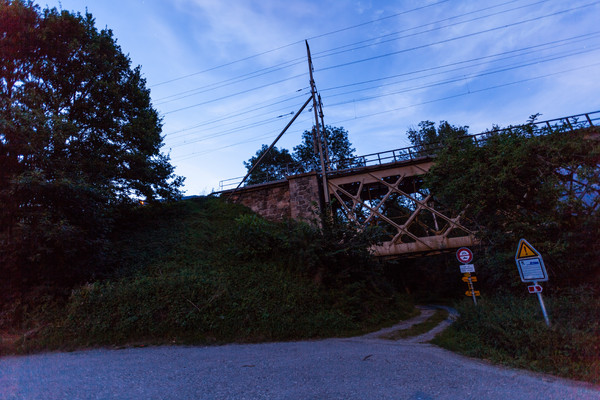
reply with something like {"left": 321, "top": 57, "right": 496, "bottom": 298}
{"left": 218, "top": 111, "right": 599, "bottom": 191}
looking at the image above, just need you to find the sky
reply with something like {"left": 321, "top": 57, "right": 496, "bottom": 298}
{"left": 33, "top": 0, "right": 600, "bottom": 195}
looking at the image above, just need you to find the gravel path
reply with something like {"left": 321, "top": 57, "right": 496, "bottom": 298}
{"left": 1, "top": 310, "right": 598, "bottom": 400}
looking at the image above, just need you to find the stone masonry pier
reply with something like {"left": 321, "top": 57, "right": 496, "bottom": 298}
{"left": 225, "top": 172, "right": 322, "bottom": 223}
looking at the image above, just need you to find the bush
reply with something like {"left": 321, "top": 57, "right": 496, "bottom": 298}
{"left": 433, "top": 290, "right": 600, "bottom": 383}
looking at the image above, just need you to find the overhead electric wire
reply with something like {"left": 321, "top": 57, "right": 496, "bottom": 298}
{"left": 161, "top": 74, "right": 305, "bottom": 115}
{"left": 318, "top": 1, "right": 599, "bottom": 72}
{"left": 159, "top": 1, "right": 595, "bottom": 116}
{"left": 169, "top": 45, "right": 598, "bottom": 148}
{"left": 172, "top": 61, "right": 600, "bottom": 162}
{"left": 150, "top": 0, "right": 450, "bottom": 88}
{"left": 327, "top": 62, "right": 600, "bottom": 127}
{"left": 319, "top": 31, "right": 600, "bottom": 93}
{"left": 323, "top": 46, "right": 600, "bottom": 105}
{"left": 167, "top": 100, "right": 308, "bottom": 143}
{"left": 311, "top": 0, "right": 552, "bottom": 61}
{"left": 154, "top": 0, "right": 545, "bottom": 105}
{"left": 174, "top": 115, "right": 314, "bottom": 162}
{"left": 169, "top": 103, "right": 311, "bottom": 148}
{"left": 164, "top": 31, "right": 598, "bottom": 140}
{"left": 165, "top": 91, "right": 308, "bottom": 138}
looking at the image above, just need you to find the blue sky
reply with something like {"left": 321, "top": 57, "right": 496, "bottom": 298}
{"left": 34, "top": 0, "right": 600, "bottom": 195}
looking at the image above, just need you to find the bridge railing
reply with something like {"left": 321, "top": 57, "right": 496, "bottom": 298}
{"left": 327, "top": 110, "right": 599, "bottom": 171}
{"left": 218, "top": 111, "right": 599, "bottom": 191}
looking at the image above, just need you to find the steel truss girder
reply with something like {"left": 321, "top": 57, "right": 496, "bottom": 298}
{"left": 327, "top": 172, "right": 476, "bottom": 256}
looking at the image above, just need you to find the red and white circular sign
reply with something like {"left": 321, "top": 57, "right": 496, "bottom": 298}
{"left": 456, "top": 247, "right": 473, "bottom": 264}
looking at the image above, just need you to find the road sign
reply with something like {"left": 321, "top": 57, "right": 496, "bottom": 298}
{"left": 462, "top": 276, "right": 477, "bottom": 282}
{"left": 528, "top": 284, "right": 543, "bottom": 293}
{"left": 517, "top": 240, "right": 540, "bottom": 258}
{"left": 514, "top": 239, "right": 548, "bottom": 282}
{"left": 460, "top": 264, "right": 475, "bottom": 273}
{"left": 456, "top": 247, "right": 473, "bottom": 264}
{"left": 515, "top": 239, "right": 551, "bottom": 326}
{"left": 465, "top": 290, "right": 481, "bottom": 296}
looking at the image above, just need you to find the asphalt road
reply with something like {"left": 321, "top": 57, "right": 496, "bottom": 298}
{"left": 1, "top": 333, "right": 598, "bottom": 400}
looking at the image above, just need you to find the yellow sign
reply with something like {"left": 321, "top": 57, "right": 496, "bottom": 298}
{"left": 462, "top": 276, "right": 477, "bottom": 282}
{"left": 465, "top": 290, "right": 481, "bottom": 296}
{"left": 516, "top": 239, "right": 540, "bottom": 259}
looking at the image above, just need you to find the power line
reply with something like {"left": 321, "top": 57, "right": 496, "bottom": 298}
{"left": 150, "top": 0, "right": 450, "bottom": 88}
{"left": 319, "top": 31, "right": 600, "bottom": 93}
{"left": 324, "top": 46, "right": 600, "bottom": 106}
{"left": 158, "top": 2, "right": 595, "bottom": 117}
{"left": 164, "top": 92, "right": 308, "bottom": 138}
{"left": 164, "top": 31, "right": 598, "bottom": 140}
{"left": 312, "top": 0, "right": 551, "bottom": 61}
{"left": 172, "top": 63, "right": 600, "bottom": 162}
{"left": 153, "top": 0, "right": 543, "bottom": 104}
{"left": 328, "top": 62, "right": 600, "bottom": 126}
{"left": 165, "top": 32, "right": 600, "bottom": 147}
{"left": 318, "top": 2, "right": 599, "bottom": 72}
{"left": 174, "top": 115, "right": 314, "bottom": 162}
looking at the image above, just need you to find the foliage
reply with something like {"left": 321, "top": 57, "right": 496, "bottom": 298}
{"left": 424, "top": 124, "right": 599, "bottom": 289}
{"left": 243, "top": 125, "right": 356, "bottom": 185}
{"left": 0, "top": 1, "right": 182, "bottom": 292}
{"left": 407, "top": 120, "right": 469, "bottom": 155}
{"left": 432, "top": 291, "right": 600, "bottom": 383}
{"left": 293, "top": 125, "right": 356, "bottom": 170}
{"left": 243, "top": 144, "right": 294, "bottom": 185}
{"left": 11, "top": 198, "right": 414, "bottom": 353}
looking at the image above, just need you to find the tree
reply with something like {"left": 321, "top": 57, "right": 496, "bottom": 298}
{"left": 293, "top": 125, "right": 356, "bottom": 170}
{"left": 243, "top": 145, "right": 294, "bottom": 185}
{"left": 407, "top": 120, "right": 469, "bottom": 155}
{"left": 243, "top": 125, "right": 356, "bottom": 185}
{"left": 425, "top": 123, "right": 600, "bottom": 289}
{"left": 0, "top": 1, "right": 183, "bottom": 290}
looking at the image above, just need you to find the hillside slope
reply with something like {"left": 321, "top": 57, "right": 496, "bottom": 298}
{"left": 14, "top": 197, "right": 414, "bottom": 352}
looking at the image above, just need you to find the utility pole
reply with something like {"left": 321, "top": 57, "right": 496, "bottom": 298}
{"left": 306, "top": 40, "right": 330, "bottom": 204}
{"left": 318, "top": 94, "right": 330, "bottom": 170}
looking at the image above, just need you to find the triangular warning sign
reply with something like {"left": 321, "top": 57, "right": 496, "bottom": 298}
{"left": 516, "top": 239, "right": 540, "bottom": 259}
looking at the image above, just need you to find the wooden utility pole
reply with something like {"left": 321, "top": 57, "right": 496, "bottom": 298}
{"left": 306, "top": 40, "right": 330, "bottom": 204}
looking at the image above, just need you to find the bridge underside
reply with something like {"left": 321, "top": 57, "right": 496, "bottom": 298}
{"left": 326, "top": 158, "right": 477, "bottom": 257}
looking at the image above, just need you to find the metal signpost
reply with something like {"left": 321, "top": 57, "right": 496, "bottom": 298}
{"left": 456, "top": 248, "right": 479, "bottom": 305}
{"left": 515, "top": 239, "right": 550, "bottom": 327}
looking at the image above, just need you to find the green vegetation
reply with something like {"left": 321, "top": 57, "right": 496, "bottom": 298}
{"left": 407, "top": 118, "right": 600, "bottom": 383}
{"left": 432, "top": 293, "right": 599, "bottom": 383}
{"left": 9, "top": 197, "right": 414, "bottom": 353}
{"left": 244, "top": 125, "right": 356, "bottom": 184}
{"left": 380, "top": 308, "right": 449, "bottom": 340}
{"left": 0, "top": 1, "right": 182, "bottom": 299}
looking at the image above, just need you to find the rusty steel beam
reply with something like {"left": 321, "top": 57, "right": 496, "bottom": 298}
{"left": 372, "top": 235, "right": 478, "bottom": 257}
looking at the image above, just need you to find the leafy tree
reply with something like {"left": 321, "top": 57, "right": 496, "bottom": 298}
{"left": 293, "top": 125, "right": 356, "bottom": 170}
{"left": 407, "top": 120, "right": 469, "bottom": 155}
{"left": 425, "top": 123, "right": 600, "bottom": 289}
{"left": 243, "top": 144, "right": 294, "bottom": 185}
{"left": 243, "top": 125, "right": 356, "bottom": 185}
{"left": 0, "top": 1, "right": 183, "bottom": 290}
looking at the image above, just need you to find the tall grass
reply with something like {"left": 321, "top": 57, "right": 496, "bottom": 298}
{"left": 432, "top": 290, "right": 600, "bottom": 383}
{"left": 15, "top": 197, "right": 414, "bottom": 353}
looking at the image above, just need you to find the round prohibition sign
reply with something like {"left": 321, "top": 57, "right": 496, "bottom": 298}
{"left": 456, "top": 247, "right": 473, "bottom": 264}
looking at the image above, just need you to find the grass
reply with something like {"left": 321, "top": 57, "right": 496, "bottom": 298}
{"left": 380, "top": 308, "right": 449, "bottom": 340}
{"left": 8, "top": 197, "right": 416, "bottom": 354}
{"left": 431, "top": 291, "right": 600, "bottom": 384}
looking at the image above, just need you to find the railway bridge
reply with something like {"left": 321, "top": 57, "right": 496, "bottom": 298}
{"left": 219, "top": 111, "right": 599, "bottom": 257}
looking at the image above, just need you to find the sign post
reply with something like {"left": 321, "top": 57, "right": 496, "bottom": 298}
{"left": 456, "top": 248, "right": 478, "bottom": 305}
{"left": 515, "top": 239, "right": 550, "bottom": 327}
